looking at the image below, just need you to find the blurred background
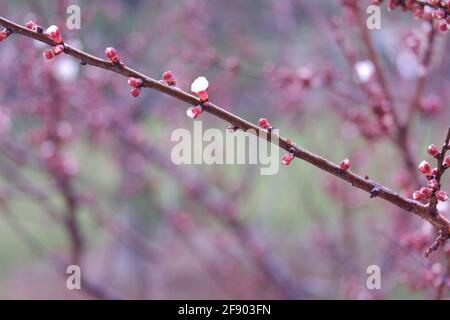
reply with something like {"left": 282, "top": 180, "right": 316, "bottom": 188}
{"left": 0, "top": 0, "right": 448, "bottom": 299}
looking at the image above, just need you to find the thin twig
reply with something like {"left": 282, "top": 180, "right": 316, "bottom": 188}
{"left": 405, "top": 27, "right": 436, "bottom": 127}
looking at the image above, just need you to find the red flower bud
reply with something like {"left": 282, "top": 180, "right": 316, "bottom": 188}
{"left": 0, "top": 30, "right": 9, "bottom": 42}
{"left": 437, "top": 21, "right": 448, "bottom": 32}
{"left": 420, "top": 187, "right": 433, "bottom": 198}
{"left": 340, "top": 158, "right": 351, "bottom": 171}
{"left": 162, "top": 71, "right": 176, "bottom": 85}
{"left": 418, "top": 160, "right": 432, "bottom": 176}
{"left": 163, "top": 70, "right": 173, "bottom": 80}
{"left": 43, "top": 49, "right": 55, "bottom": 60}
{"left": 281, "top": 153, "right": 295, "bottom": 166}
{"left": 46, "top": 25, "right": 63, "bottom": 44}
{"left": 431, "top": 167, "right": 438, "bottom": 176}
{"left": 436, "top": 191, "right": 449, "bottom": 202}
{"left": 128, "top": 77, "right": 143, "bottom": 87}
{"left": 186, "top": 106, "right": 203, "bottom": 119}
{"left": 258, "top": 118, "right": 271, "bottom": 129}
{"left": 130, "top": 87, "right": 141, "bottom": 97}
{"left": 53, "top": 44, "right": 64, "bottom": 55}
{"left": 443, "top": 155, "right": 450, "bottom": 168}
{"left": 42, "top": 45, "right": 64, "bottom": 60}
{"left": 25, "top": 20, "right": 37, "bottom": 30}
{"left": 197, "top": 91, "right": 208, "bottom": 102}
{"left": 24, "top": 21, "right": 42, "bottom": 33}
{"left": 428, "top": 144, "right": 439, "bottom": 157}
{"left": 105, "top": 47, "right": 120, "bottom": 63}
{"left": 413, "top": 190, "right": 425, "bottom": 201}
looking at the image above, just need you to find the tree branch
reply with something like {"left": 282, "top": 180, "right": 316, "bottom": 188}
{"left": 1, "top": 16, "right": 449, "bottom": 250}
{"left": 428, "top": 128, "right": 450, "bottom": 214}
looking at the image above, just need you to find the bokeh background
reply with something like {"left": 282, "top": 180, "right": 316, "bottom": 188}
{"left": 0, "top": 0, "right": 449, "bottom": 299}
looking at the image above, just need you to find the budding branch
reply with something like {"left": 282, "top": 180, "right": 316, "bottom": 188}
{"left": 0, "top": 15, "right": 449, "bottom": 253}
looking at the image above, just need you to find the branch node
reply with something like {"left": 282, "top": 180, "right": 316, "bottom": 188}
{"left": 201, "top": 101, "right": 210, "bottom": 108}
{"left": 370, "top": 187, "right": 380, "bottom": 198}
{"left": 227, "top": 125, "right": 239, "bottom": 133}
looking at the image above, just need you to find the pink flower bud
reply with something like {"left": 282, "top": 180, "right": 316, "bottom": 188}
{"left": 163, "top": 70, "right": 173, "bottom": 80}
{"left": 43, "top": 49, "right": 55, "bottom": 60}
{"left": 46, "top": 25, "right": 63, "bottom": 44}
{"left": 105, "top": 47, "right": 120, "bottom": 63}
{"left": 259, "top": 118, "right": 271, "bottom": 129}
{"left": 198, "top": 91, "right": 209, "bottom": 102}
{"left": 130, "top": 87, "right": 141, "bottom": 97}
{"left": 443, "top": 155, "right": 450, "bottom": 168}
{"left": 431, "top": 167, "right": 438, "bottom": 176}
{"left": 281, "top": 153, "right": 295, "bottom": 166}
{"left": 162, "top": 71, "right": 176, "bottom": 85}
{"left": 413, "top": 190, "right": 425, "bottom": 201}
{"left": 418, "top": 160, "right": 432, "bottom": 176}
{"left": 53, "top": 44, "right": 65, "bottom": 55}
{"left": 436, "top": 191, "right": 449, "bottom": 202}
{"left": 42, "top": 45, "right": 64, "bottom": 60}
{"left": 340, "top": 158, "right": 351, "bottom": 171}
{"left": 191, "top": 76, "right": 209, "bottom": 102}
{"left": 25, "top": 21, "right": 37, "bottom": 30}
{"left": 437, "top": 21, "right": 448, "bottom": 32}
{"left": 186, "top": 106, "right": 203, "bottom": 119}
{"left": 0, "top": 30, "right": 8, "bottom": 42}
{"left": 420, "top": 187, "right": 433, "bottom": 198}
{"left": 24, "top": 21, "right": 42, "bottom": 33}
{"left": 428, "top": 144, "right": 439, "bottom": 157}
{"left": 128, "top": 77, "right": 143, "bottom": 87}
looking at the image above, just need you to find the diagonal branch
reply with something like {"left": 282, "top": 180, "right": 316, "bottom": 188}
{"left": 1, "top": 16, "right": 449, "bottom": 248}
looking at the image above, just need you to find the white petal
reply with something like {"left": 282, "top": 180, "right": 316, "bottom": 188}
{"left": 46, "top": 25, "right": 59, "bottom": 35}
{"left": 186, "top": 108, "right": 196, "bottom": 119}
{"left": 191, "top": 76, "right": 209, "bottom": 93}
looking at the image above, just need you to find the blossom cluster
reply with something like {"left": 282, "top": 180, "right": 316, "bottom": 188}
{"left": 413, "top": 143, "right": 449, "bottom": 202}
